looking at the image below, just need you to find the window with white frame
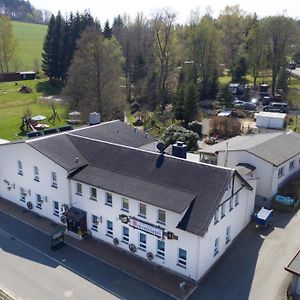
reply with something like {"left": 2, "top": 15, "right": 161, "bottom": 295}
{"left": 226, "top": 226, "right": 231, "bottom": 244}
{"left": 53, "top": 201, "right": 59, "bottom": 216}
{"left": 278, "top": 166, "right": 284, "bottom": 178}
{"left": 36, "top": 193, "right": 42, "bottom": 209}
{"left": 17, "top": 160, "right": 23, "bottom": 175}
{"left": 51, "top": 172, "right": 57, "bottom": 188}
{"left": 214, "top": 237, "right": 219, "bottom": 256}
{"left": 90, "top": 187, "right": 97, "bottom": 200}
{"left": 221, "top": 203, "right": 226, "bottom": 219}
{"left": 33, "top": 166, "right": 39, "bottom": 181}
{"left": 229, "top": 198, "right": 233, "bottom": 211}
{"left": 214, "top": 207, "right": 219, "bottom": 224}
{"left": 20, "top": 187, "right": 26, "bottom": 202}
{"left": 289, "top": 160, "right": 295, "bottom": 171}
{"left": 139, "top": 233, "right": 146, "bottom": 251}
{"left": 122, "top": 197, "right": 129, "bottom": 211}
{"left": 76, "top": 182, "right": 82, "bottom": 195}
{"left": 105, "top": 192, "right": 112, "bottom": 206}
{"left": 106, "top": 220, "right": 113, "bottom": 237}
{"left": 178, "top": 248, "right": 187, "bottom": 268}
{"left": 91, "top": 215, "right": 99, "bottom": 231}
{"left": 158, "top": 209, "right": 166, "bottom": 224}
{"left": 122, "top": 226, "right": 129, "bottom": 243}
{"left": 157, "top": 240, "right": 165, "bottom": 259}
{"left": 139, "top": 203, "right": 146, "bottom": 218}
{"left": 235, "top": 193, "right": 239, "bottom": 207}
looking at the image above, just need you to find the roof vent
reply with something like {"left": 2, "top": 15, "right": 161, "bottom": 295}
{"left": 172, "top": 141, "right": 187, "bottom": 159}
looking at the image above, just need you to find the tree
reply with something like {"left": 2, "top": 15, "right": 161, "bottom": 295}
{"left": 153, "top": 9, "right": 176, "bottom": 111}
{"left": 64, "top": 26, "right": 126, "bottom": 121}
{"left": 0, "top": 16, "right": 18, "bottom": 72}
{"left": 262, "top": 16, "right": 300, "bottom": 95}
{"left": 103, "top": 20, "right": 112, "bottom": 38}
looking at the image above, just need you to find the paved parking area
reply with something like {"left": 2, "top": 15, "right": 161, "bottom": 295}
{"left": 191, "top": 209, "right": 299, "bottom": 300}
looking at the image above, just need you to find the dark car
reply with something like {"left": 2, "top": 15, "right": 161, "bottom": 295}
{"left": 263, "top": 96, "right": 271, "bottom": 106}
{"left": 242, "top": 102, "right": 257, "bottom": 111}
{"left": 263, "top": 102, "right": 289, "bottom": 113}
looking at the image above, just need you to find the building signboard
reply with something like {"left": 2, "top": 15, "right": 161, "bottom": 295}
{"left": 129, "top": 217, "right": 164, "bottom": 238}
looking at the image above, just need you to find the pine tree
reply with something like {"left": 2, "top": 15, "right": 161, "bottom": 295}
{"left": 103, "top": 20, "right": 112, "bottom": 39}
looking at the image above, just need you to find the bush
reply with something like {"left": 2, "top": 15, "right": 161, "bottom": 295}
{"left": 188, "top": 121, "right": 202, "bottom": 137}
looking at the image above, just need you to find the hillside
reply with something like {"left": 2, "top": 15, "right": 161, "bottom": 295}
{"left": 12, "top": 21, "right": 47, "bottom": 71}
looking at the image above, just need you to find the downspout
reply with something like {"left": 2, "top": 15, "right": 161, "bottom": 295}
{"left": 224, "top": 141, "right": 229, "bottom": 167}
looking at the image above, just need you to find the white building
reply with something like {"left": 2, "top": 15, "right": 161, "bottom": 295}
{"left": 0, "top": 120, "right": 255, "bottom": 282}
{"left": 199, "top": 131, "right": 300, "bottom": 206}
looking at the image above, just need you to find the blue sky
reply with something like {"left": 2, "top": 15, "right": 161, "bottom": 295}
{"left": 30, "top": 0, "right": 299, "bottom": 24}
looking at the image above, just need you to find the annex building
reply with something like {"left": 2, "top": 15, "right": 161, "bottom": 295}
{"left": 0, "top": 120, "right": 255, "bottom": 281}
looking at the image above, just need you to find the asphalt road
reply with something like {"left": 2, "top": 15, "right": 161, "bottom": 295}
{"left": 0, "top": 212, "right": 171, "bottom": 300}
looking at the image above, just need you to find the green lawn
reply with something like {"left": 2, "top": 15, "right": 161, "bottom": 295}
{"left": 0, "top": 79, "right": 68, "bottom": 141}
{"left": 12, "top": 21, "right": 47, "bottom": 71}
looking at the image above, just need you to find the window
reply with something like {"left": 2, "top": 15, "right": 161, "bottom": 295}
{"left": 76, "top": 182, "right": 82, "bottom": 195}
{"left": 36, "top": 193, "right": 42, "bottom": 209}
{"left": 214, "top": 237, "right": 219, "bottom": 257}
{"left": 51, "top": 172, "right": 57, "bottom": 188}
{"left": 91, "top": 215, "right": 99, "bottom": 231}
{"left": 289, "top": 161, "right": 295, "bottom": 171}
{"left": 178, "top": 248, "right": 187, "bottom": 268}
{"left": 139, "top": 233, "right": 146, "bottom": 251}
{"left": 235, "top": 193, "right": 239, "bottom": 207}
{"left": 17, "top": 160, "right": 23, "bottom": 175}
{"left": 33, "top": 166, "right": 39, "bottom": 181}
{"left": 106, "top": 220, "right": 113, "bottom": 237}
{"left": 221, "top": 203, "right": 225, "bottom": 219}
{"left": 139, "top": 203, "right": 146, "bottom": 218}
{"left": 105, "top": 192, "right": 112, "bottom": 206}
{"left": 158, "top": 209, "right": 166, "bottom": 224}
{"left": 278, "top": 167, "right": 284, "bottom": 178}
{"left": 122, "top": 197, "right": 129, "bottom": 211}
{"left": 226, "top": 226, "right": 231, "bottom": 244}
{"left": 214, "top": 208, "right": 219, "bottom": 225}
{"left": 53, "top": 201, "right": 59, "bottom": 216}
{"left": 90, "top": 187, "right": 97, "bottom": 200}
{"left": 20, "top": 187, "right": 26, "bottom": 202}
{"left": 122, "top": 226, "right": 129, "bottom": 243}
{"left": 157, "top": 240, "right": 165, "bottom": 259}
{"left": 229, "top": 198, "right": 233, "bottom": 211}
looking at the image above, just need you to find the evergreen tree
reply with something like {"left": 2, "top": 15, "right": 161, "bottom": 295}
{"left": 103, "top": 20, "right": 112, "bottom": 39}
{"left": 184, "top": 82, "right": 198, "bottom": 123}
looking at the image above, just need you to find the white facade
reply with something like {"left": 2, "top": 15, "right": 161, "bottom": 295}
{"left": 0, "top": 141, "right": 255, "bottom": 282}
{"left": 217, "top": 150, "right": 300, "bottom": 203}
{"left": 255, "top": 112, "right": 286, "bottom": 129}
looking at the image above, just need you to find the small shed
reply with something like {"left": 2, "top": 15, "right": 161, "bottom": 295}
{"left": 255, "top": 111, "right": 286, "bottom": 129}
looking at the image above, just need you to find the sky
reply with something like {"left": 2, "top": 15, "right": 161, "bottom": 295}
{"left": 29, "top": 0, "right": 299, "bottom": 25}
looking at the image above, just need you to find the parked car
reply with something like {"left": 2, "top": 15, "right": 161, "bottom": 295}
{"left": 242, "top": 102, "right": 257, "bottom": 111}
{"left": 263, "top": 96, "right": 271, "bottom": 106}
{"left": 234, "top": 99, "right": 245, "bottom": 108}
{"left": 263, "top": 102, "right": 289, "bottom": 113}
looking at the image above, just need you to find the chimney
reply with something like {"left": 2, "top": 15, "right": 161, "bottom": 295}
{"left": 172, "top": 141, "right": 187, "bottom": 159}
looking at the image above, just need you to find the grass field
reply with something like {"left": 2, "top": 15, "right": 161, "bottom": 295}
{"left": 0, "top": 80, "right": 68, "bottom": 141}
{"left": 12, "top": 21, "right": 47, "bottom": 71}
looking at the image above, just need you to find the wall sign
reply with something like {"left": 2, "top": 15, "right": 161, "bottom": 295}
{"left": 129, "top": 217, "right": 164, "bottom": 238}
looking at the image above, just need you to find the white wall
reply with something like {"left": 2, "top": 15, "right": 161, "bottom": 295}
{"left": 256, "top": 115, "right": 285, "bottom": 129}
{"left": 0, "top": 142, "right": 70, "bottom": 223}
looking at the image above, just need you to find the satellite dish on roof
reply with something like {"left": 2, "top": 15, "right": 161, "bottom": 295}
{"left": 156, "top": 142, "right": 165, "bottom": 153}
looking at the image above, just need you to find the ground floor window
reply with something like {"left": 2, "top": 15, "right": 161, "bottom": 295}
{"left": 214, "top": 237, "right": 219, "bottom": 257}
{"left": 122, "top": 226, "right": 129, "bottom": 243}
{"left": 139, "top": 233, "right": 146, "bottom": 251}
{"left": 53, "top": 201, "right": 59, "bottom": 216}
{"left": 20, "top": 187, "right": 26, "bottom": 202}
{"left": 91, "top": 215, "right": 99, "bottom": 231}
{"left": 235, "top": 193, "right": 239, "bottom": 206}
{"left": 226, "top": 226, "right": 231, "bottom": 244}
{"left": 36, "top": 193, "right": 42, "bottom": 209}
{"left": 106, "top": 220, "right": 113, "bottom": 237}
{"left": 178, "top": 248, "right": 187, "bottom": 268}
{"left": 157, "top": 240, "right": 165, "bottom": 259}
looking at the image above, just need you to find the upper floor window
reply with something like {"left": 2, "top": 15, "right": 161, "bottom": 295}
{"left": 51, "top": 172, "right": 57, "bottom": 188}
{"left": 76, "top": 182, "right": 82, "bottom": 195}
{"left": 229, "top": 198, "right": 233, "bottom": 211}
{"left": 226, "top": 226, "right": 231, "bottom": 244}
{"left": 158, "top": 209, "right": 166, "bottom": 224}
{"left": 17, "top": 160, "right": 23, "bottom": 175}
{"left": 105, "top": 192, "right": 112, "bottom": 206}
{"left": 139, "top": 203, "right": 146, "bottom": 218}
{"left": 221, "top": 203, "right": 226, "bottom": 219}
{"left": 214, "top": 208, "right": 219, "bottom": 225}
{"left": 214, "top": 237, "right": 219, "bottom": 257}
{"left": 289, "top": 160, "right": 295, "bottom": 171}
{"left": 33, "top": 166, "right": 39, "bottom": 181}
{"left": 122, "top": 197, "right": 129, "bottom": 212}
{"left": 235, "top": 193, "right": 239, "bottom": 207}
{"left": 278, "top": 167, "right": 284, "bottom": 178}
{"left": 178, "top": 248, "right": 187, "bottom": 268}
{"left": 90, "top": 187, "right": 97, "bottom": 200}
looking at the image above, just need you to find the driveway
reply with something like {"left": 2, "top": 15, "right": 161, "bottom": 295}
{"left": 191, "top": 209, "right": 299, "bottom": 300}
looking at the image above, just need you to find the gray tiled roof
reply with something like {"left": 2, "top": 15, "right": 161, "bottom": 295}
{"left": 68, "top": 135, "right": 236, "bottom": 236}
{"left": 200, "top": 132, "right": 300, "bottom": 166}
